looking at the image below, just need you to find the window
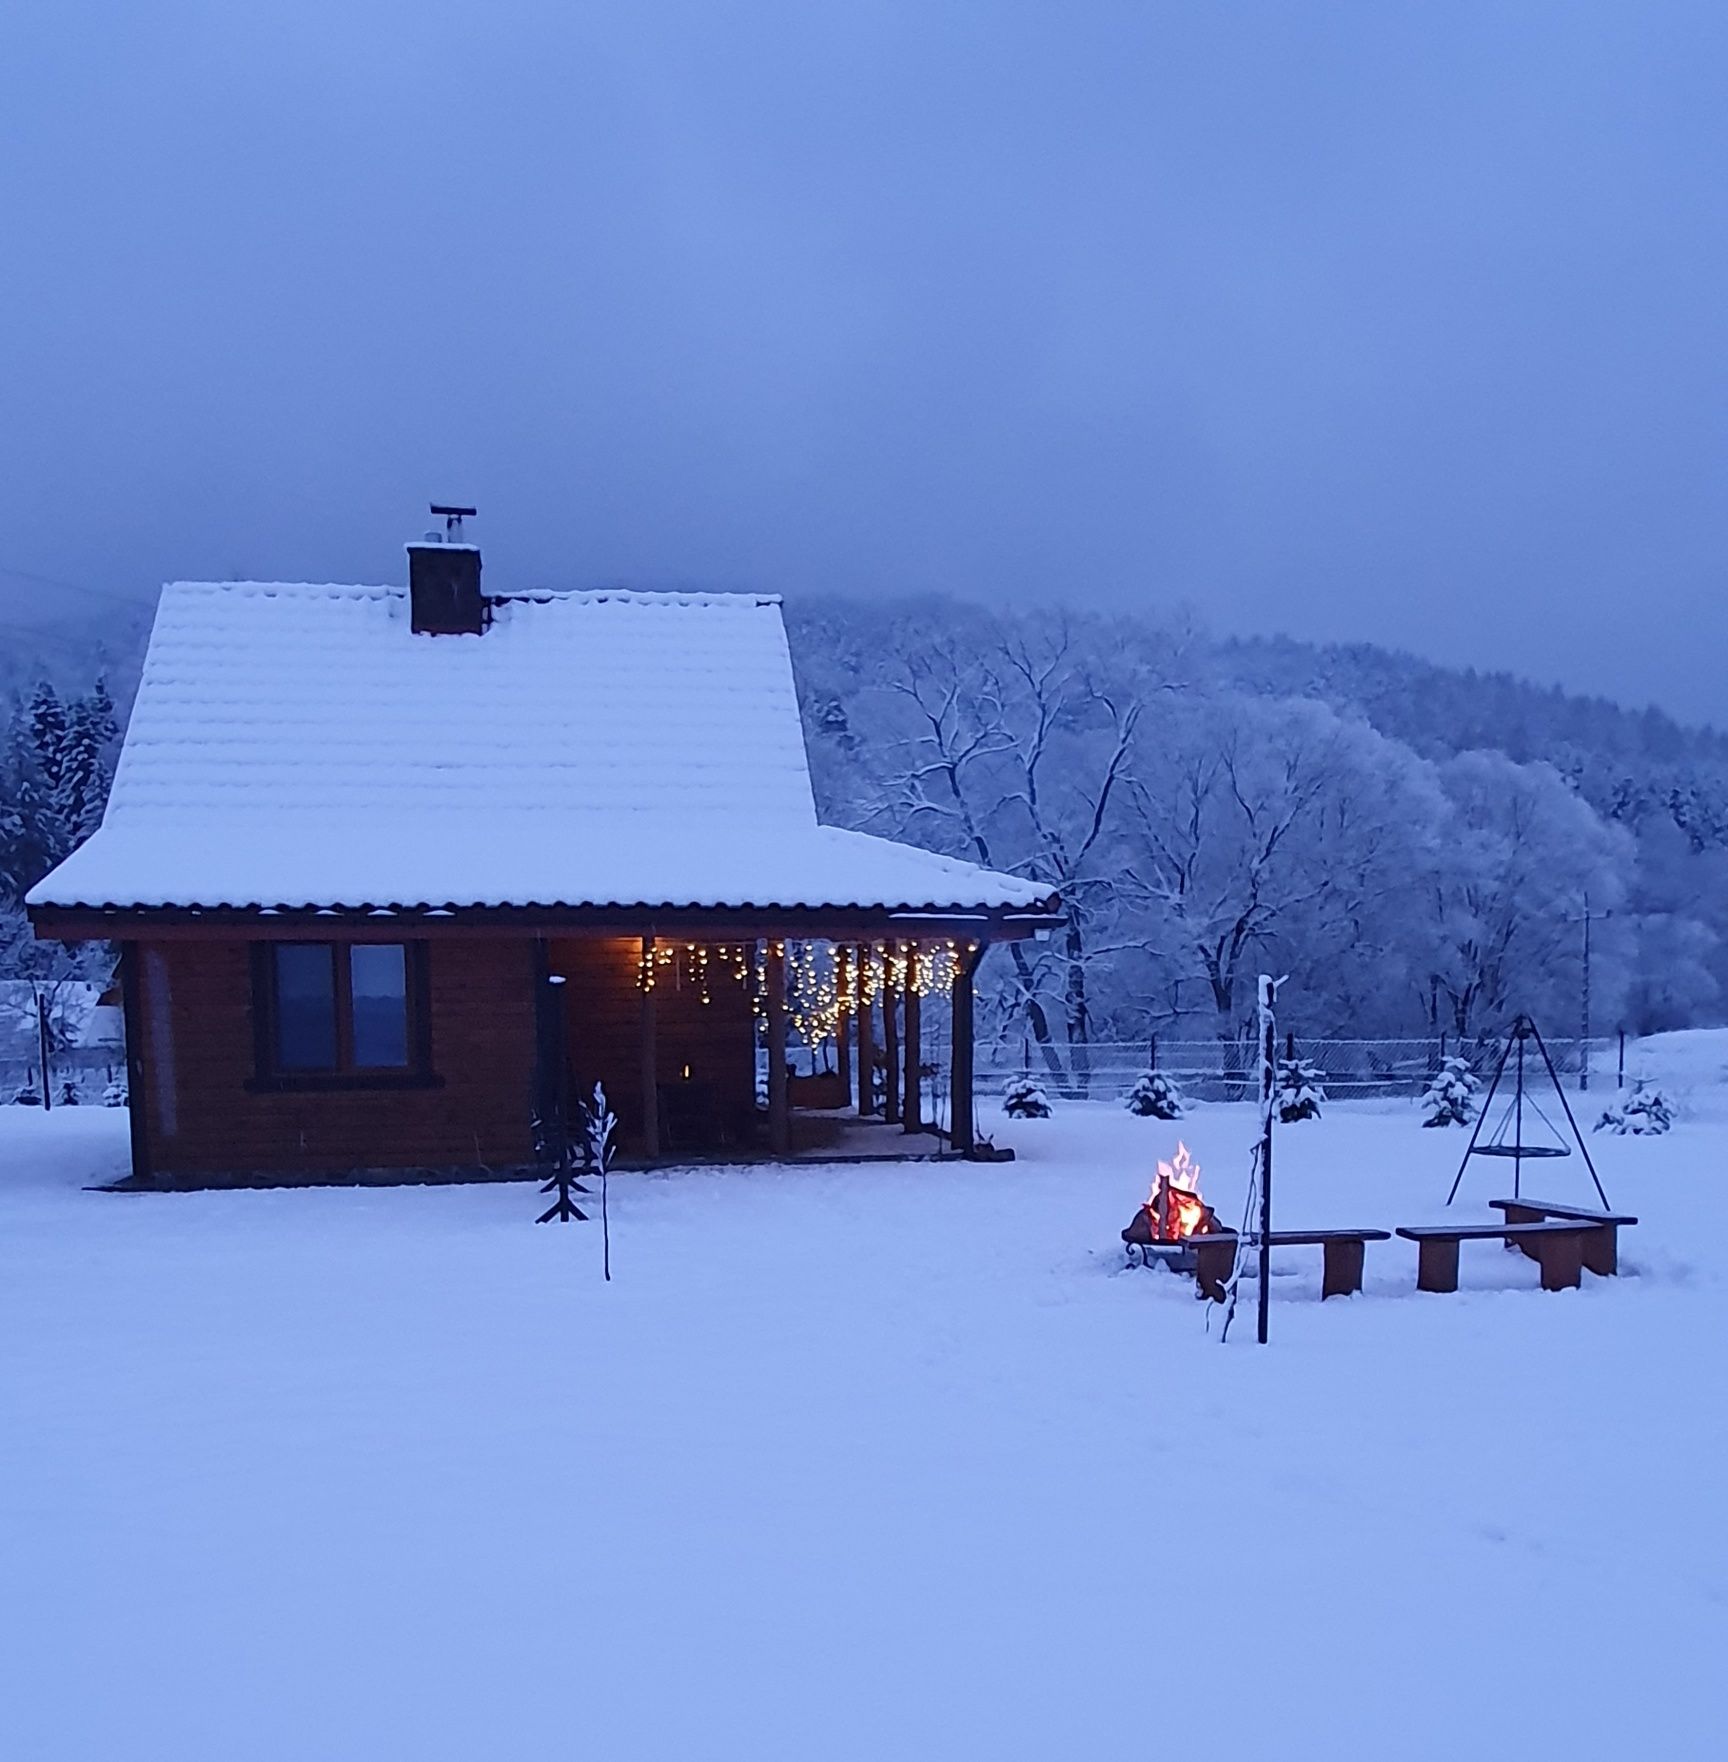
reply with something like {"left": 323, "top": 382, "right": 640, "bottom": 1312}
{"left": 256, "top": 942, "right": 427, "bottom": 1082}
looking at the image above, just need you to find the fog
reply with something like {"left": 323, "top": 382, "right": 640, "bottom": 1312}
{"left": 4, "top": 2, "right": 1724, "bottom": 719}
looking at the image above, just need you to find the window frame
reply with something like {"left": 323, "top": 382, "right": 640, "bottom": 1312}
{"left": 249, "top": 940, "right": 437, "bottom": 1091}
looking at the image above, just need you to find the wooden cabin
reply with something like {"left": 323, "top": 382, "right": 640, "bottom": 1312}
{"left": 27, "top": 527, "right": 1058, "bottom": 1187}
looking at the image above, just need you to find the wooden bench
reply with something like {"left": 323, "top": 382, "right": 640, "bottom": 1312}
{"left": 1192, "top": 1229, "right": 1391, "bottom": 1303}
{"left": 1396, "top": 1221, "right": 1595, "bottom": 1293}
{"left": 1489, "top": 1197, "right": 1638, "bottom": 1277}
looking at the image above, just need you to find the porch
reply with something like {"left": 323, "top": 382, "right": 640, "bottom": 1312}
{"left": 541, "top": 929, "right": 1005, "bottom": 1166}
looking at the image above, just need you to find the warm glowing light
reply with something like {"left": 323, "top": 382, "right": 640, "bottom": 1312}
{"left": 1146, "top": 1142, "right": 1211, "bottom": 1242}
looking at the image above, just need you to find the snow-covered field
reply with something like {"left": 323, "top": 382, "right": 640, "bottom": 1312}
{"left": 4, "top": 1054, "right": 1725, "bottom": 1760}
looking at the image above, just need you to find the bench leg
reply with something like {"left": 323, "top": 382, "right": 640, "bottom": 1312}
{"left": 1582, "top": 1224, "right": 1617, "bottom": 1277}
{"left": 1193, "top": 1237, "right": 1235, "bottom": 1304}
{"left": 1416, "top": 1238, "right": 1460, "bottom": 1294}
{"left": 1321, "top": 1238, "right": 1365, "bottom": 1298}
{"left": 1536, "top": 1233, "right": 1584, "bottom": 1292}
{"left": 1503, "top": 1203, "right": 1543, "bottom": 1261}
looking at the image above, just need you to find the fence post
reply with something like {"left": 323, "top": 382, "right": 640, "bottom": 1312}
{"left": 1617, "top": 1029, "right": 1625, "bottom": 1091}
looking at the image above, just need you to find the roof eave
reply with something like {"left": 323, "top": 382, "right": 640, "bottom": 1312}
{"left": 28, "top": 899, "right": 1064, "bottom": 944}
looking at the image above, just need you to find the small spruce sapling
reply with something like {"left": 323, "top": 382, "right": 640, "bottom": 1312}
{"left": 103, "top": 1076, "right": 128, "bottom": 1107}
{"left": 1420, "top": 1056, "right": 1480, "bottom": 1127}
{"left": 1001, "top": 1073, "right": 1052, "bottom": 1118}
{"left": 1275, "top": 1056, "right": 1326, "bottom": 1123}
{"left": 1595, "top": 1081, "right": 1674, "bottom": 1136}
{"left": 1125, "top": 1068, "right": 1185, "bottom": 1120}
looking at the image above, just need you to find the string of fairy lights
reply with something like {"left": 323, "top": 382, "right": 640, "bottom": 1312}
{"left": 632, "top": 938, "right": 976, "bottom": 1048}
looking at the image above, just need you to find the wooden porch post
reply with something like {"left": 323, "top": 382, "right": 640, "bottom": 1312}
{"left": 639, "top": 934, "right": 660, "bottom": 1162}
{"left": 903, "top": 941, "right": 922, "bottom": 1133}
{"left": 118, "top": 942, "right": 154, "bottom": 1186}
{"left": 836, "top": 944, "right": 853, "bottom": 1102}
{"left": 765, "top": 938, "right": 790, "bottom": 1156}
{"left": 882, "top": 942, "right": 901, "bottom": 1125}
{"left": 855, "top": 943, "right": 876, "bottom": 1115}
{"left": 950, "top": 941, "right": 986, "bottom": 1156}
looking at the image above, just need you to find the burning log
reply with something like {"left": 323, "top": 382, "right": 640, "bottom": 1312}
{"left": 1122, "top": 1142, "right": 1221, "bottom": 1267}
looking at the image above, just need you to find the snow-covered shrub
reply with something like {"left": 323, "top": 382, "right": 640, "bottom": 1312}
{"left": 1001, "top": 1074, "right": 1052, "bottom": 1118}
{"left": 1125, "top": 1069, "right": 1185, "bottom": 1120}
{"left": 1595, "top": 1082, "right": 1674, "bottom": 1136}
{"left": 11, "top": 1082, "right": 43, "bottom": 1107}
{"left": 1420, "top": 1056, "right": 1480, "bottom": 1127}
{"left": 56, "top": 1080, "right": 79, "bottom": 1107}
{"left": 102, "top": 1077, "right": 128, "bottom": 1108}
{"left": 1275, "top": 1057, "right": 1326, "bottom": 1123}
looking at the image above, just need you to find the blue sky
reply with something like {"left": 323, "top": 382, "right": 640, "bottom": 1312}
{"left": 4, "top": 2, "right": 1724, "bottom": 719}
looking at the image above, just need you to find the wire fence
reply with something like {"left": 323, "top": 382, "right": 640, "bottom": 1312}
{"left": 0, "top": 980, "right": 126, "bottom": 1108}
{"left": 976, "top": 1034, "right": 1624, "bottom": 1102}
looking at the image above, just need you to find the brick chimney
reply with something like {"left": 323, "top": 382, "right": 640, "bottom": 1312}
{"left": 408, "top": 504, "right": 486, "bottom": 635}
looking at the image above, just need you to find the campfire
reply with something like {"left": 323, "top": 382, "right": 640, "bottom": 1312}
{"left": 1122, "top": 1142, "right": 1222, "bottom": 1269}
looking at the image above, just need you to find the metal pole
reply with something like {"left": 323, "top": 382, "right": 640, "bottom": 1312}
{"left": 1446, "top": 1023, "right": 1515, "bottom": 1205}
{"left": 1513, "top": 1025, "right": 1526, "bottom": 1200}
{"left": 1617, "top": 1028, "right": 1625, "bottom": 1091}
{"left": 1527, "top": 1018, "right": 1611, "bottom": 1209}
{"left": 1257, "top": 975, "right": 1275, "bottom": 1347}
{"left": 37, "top": 986, "right": 52, "bottom": 1112}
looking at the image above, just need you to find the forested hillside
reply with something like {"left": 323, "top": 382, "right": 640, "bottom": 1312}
{"left": 784, "top": 595, "right": 1728, "bottom": 1050}
{"left": 5, "top": 593, "right": 1726, "bottom": 1050}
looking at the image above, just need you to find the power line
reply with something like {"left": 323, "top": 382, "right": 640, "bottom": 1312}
{"left": 0, "top": 561, "right": 156, "bottom": 613}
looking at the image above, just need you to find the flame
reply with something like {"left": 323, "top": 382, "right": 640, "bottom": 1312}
{"left": 1146, "top": 1141, "right": 1210, "bottom": 1242}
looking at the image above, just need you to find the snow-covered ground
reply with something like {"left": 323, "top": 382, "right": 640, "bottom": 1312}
{"left": 3, "top": 1047, "right": 1725, "bottom": 1760}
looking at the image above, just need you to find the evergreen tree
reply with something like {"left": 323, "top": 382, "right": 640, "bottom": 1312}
{"left": 1420, "top": 1056, "right": 1480, "bottom": 1127}
{"left": 1001, "top": 1073, "right": 1052, "bottom": 1118}
{"left": 27, "top": 682, "right": 68, "bottom": 798}
{"left": 57, "top": 699, "right": 106, "bottom": 841}
{"left": 1125, "top": 1068, "right": 1185, "bottom": 1119}
{"left": 1275, "top": 1056, "right": 1326, "bottom": 1123}
{"left": 85, "top": 675, "right": 119, "bottom": 752}
{"left": 1595, "top": 1081, "right": 1674, "bottom": 1136}
{"left": 1, "top": 703, "right": 59, "bottom": 891}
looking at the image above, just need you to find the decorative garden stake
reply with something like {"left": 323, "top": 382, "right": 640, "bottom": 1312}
{"left": 534, "top": 973, "right": 590, "bottom": 1225}
{"left": 585, "top": 1082, "right": 618, "bottom": 1281}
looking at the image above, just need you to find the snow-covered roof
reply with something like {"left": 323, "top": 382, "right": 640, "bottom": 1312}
{"left": 29, "top": 581, "right": 1054, "bottom": 918}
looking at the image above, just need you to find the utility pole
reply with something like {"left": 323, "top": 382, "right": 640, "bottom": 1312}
{"left": 1574, "top": 892, "right": 1613, "bottom": 1092}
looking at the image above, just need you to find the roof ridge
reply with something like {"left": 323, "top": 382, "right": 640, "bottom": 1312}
{"left": 161, "top": 581, "right": 781, "bottom": 609}
{"left": 496, "top": 588, "right": 781, "bottom": 608}
{"left": 165, "top": 580, "right": 400, "bottom": 597}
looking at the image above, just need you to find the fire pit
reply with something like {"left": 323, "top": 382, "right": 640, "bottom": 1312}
{"left": 1121, "top": 1142, "right": 1223, "bottom": 1273}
